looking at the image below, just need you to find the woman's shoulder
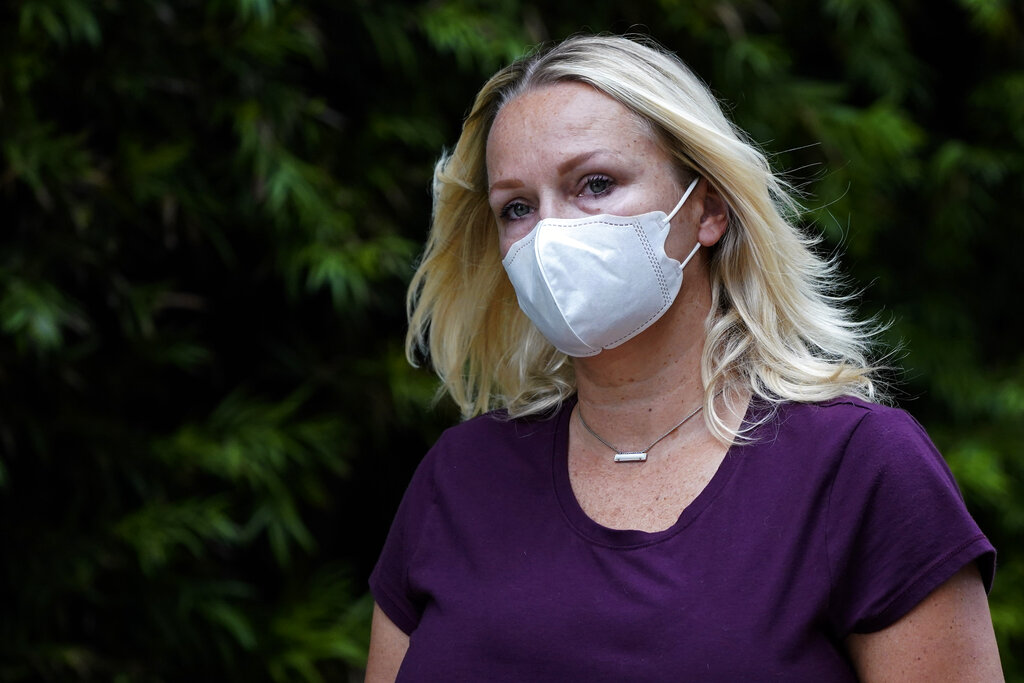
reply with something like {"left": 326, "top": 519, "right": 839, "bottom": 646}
{"left": 770, "top": 395, "right": 925, "bottom": 439}
{"left": 435, "top": 402, "right": 567, "bottom": 448}
{"left": 420, "top": 401, "right": 571, "bottom": 478}
{"left": 749, "top": 395, "right": 945, "bottom": 478}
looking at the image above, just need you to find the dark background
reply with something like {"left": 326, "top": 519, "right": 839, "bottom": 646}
{"left": 1, "top": 0, "right": 1022, "bottom": 680}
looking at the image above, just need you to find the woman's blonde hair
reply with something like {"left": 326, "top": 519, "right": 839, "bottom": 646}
{"left": 406, "top": 34, "right": 884, "bottom": 442}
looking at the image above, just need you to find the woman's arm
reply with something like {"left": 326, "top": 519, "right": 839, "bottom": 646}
{"left": 364, "top": 603, "right": 410, "bottom": 683}
{"left": 846, "top": 564, "right": 1003, "bottom": 681}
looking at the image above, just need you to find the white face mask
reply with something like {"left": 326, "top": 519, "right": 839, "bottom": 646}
{"left": 501, "top": 177, "right": 701, "bottom": 357}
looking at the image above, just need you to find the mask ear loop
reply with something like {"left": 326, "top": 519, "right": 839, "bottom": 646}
{"left": 679, "top": 241, "right": 701, "bottom": 269}
{"left": 664, "top": 176, "right": 703, "bottom": 270}
{"left": 665, "top": 176, "right": 701, "bottom": 223}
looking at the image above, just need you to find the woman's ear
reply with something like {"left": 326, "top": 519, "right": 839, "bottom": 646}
{"left": 697, "top": 183, "right": 730, "bottom": 247}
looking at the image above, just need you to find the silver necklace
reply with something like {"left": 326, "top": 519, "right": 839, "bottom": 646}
{"left": 577, "top": 400, "right": 705, "bottom": 463}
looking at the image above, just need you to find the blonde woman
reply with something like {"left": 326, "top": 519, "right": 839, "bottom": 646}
{"left": 366, "top": 35, "right": 1001, "bottom": 681}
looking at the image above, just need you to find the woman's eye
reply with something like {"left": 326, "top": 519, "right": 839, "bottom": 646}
{"left": 581, "top": 176, "right": 613, "bottom": 196}
{"left": 499, "top": 201, "right": 532, "bottom": 220}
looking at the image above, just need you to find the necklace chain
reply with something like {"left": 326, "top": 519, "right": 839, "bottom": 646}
{"left": 577, "top": 400, "right": 705, "bottom": 463}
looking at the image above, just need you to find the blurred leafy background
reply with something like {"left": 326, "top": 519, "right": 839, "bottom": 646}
{"left": 0, "top": 0, "right": 1021, "bottom": 680}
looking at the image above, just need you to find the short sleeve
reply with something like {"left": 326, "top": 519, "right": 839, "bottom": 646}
{"left": 826, "top": 408, "right": 995, "bottom": 635}
{"left": 368, "top": 446, "right": 439, "bottom": 635}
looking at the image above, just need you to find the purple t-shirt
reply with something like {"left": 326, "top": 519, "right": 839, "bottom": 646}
{"left": 370, "top": 397, "right": 994, "bottom": 680}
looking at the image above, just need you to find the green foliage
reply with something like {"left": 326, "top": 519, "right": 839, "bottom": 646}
{"left": 1, "top": 0, "right": 1021, "bottom": 679}
{"left": 0, "top": 0, "right": 415, "bottom": 678}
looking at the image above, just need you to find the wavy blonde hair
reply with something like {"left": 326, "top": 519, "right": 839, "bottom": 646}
{"left": 406, "top": 34, "right": 884, "bottom": 442}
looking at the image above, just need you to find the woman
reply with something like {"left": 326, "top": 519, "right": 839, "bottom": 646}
{"left": 366, "top": 35, "right": 1002, "bottom": 680}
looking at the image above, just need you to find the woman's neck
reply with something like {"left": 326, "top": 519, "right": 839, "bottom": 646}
{"left": 573, "top": 291, "right": 709, "bottom": 442}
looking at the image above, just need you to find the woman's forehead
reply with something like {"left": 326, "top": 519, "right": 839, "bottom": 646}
{"left": 491, "top": 82, "right": 644, "bottom": 139}
{"left": 486, "top": 83, "right": 656, "bottom": 171}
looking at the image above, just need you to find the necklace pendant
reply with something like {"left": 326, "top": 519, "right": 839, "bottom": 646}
{"left": 614, "top": 451, "right": 647, "bottom": 463}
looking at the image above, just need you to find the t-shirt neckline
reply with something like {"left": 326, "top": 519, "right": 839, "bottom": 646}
{"left": 551, "top": 395, "right": 755, "bottom": 549}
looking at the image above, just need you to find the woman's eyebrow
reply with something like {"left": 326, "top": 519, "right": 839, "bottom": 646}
{"left": 556, "top": 149, "right": 614, "bottom": 175}
{"left": 487, "top": 149, "right": 617, "bottom": 195}
{"left": 488, "top": 178, "right": 524, "bottom": 194}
